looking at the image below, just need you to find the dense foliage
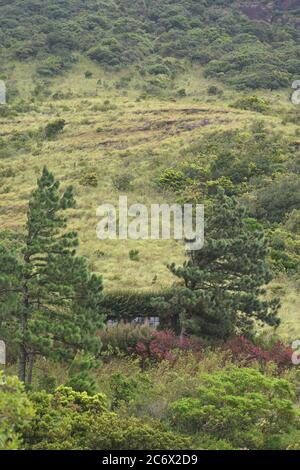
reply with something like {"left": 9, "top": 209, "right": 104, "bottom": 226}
{"left": 158, "top": 122, "right": 300, "bottom": 274}
{"left": 0, "top": 372, "right": 34, "bottom": 450}
{"left": 169, "top": 367, "right": 296, "bottom": 449}
{"left": 23, "top": 385, "right": 192, "bottom": 450}
{"left": 0, "top": 1, "right": 299, "bottom": 89}
{"left": 2, "top": 343, "right": 299, "bottom": 450}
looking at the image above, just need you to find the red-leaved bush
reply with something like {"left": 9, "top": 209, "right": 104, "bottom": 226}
{"left": 267, "top": 340, "right": 294, "bottom": 371}
{"left": 223, "top": 336, "right": 293, "bottom": 371}
{"left": 131, "top": 330, "right": 202, "bottom": 364}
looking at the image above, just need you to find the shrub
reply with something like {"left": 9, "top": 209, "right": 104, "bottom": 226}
{"left": 256, "top": 175, "right": 300, "bottom": 223}
{"left": 169, "top": 367, "right": 297, "bottom": 449}
{"left": 0, "top": 372, "right": 34, "bottom": 450}
{"left": 147, "top": 63, "right": 171, "bottom": 76}
{"left": 24, "top": 385, "right": 193, "bottom": 450}
{"left": 87, "top": 45, "right": 121, "bottom": 66}
{"left": 207, "top": 85, "right": 222, "bottom": 96}
{"left": 37, "top": 56, "right": 65, "bottom": 76}
{"left": 66, "top": 354, "right": 99, "bottom": 395}
{"left": 268, "top": 228, "right": 300, "bottom": 273}
{"left": 231, "top": 95, "right": 269, "bottom": 113}
{"left": 44, "top": 119, "right": 66, "bottom": 139}
{"left": 285, "top": 209, "right": 300, "bottom": 234}
{"left": 129, "top": 249, "right": 140, "bottom": 261}
{"left": 132, "top": 330, "right": 202, "bottom": 364}
{"left": 23, "top": 386, "right": 107, "bottom": 449}
{"left": 158, "top": 168, "right": 186, "bottom": 192}
{"left": 176, "top": 88, "right": 186, "bottom": 97}
{"left": 80, "top": 414, "right": 194, "bottom": 450}
{"left": 115, "top": 76, "right": 132, "bottom": 89}
{"left": 80, "top": 171, "right": 98, "bottom": 187}
{"left": 223, "top": 336, "right": 293, "bottom": 371}
{"left": 0, "top": 105, "right": 16, "bottom": 118}
{"left": 266, "top": 341, "right": 294, "bottom": 371}
{"left": 99, "top": 321, "right": 153, "bottom": 356}
{"left": 223, "top": 336, "right": 269, "bottom": 364}
{"left": 112, "top": 173, "right": 133, "bottom": 191}
{"left": 110, "top": 371, "right": 152, "bottom": 409}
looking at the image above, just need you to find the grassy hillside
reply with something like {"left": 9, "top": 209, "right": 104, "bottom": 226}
{"left": 0, "top": 55, "right": 300, "bottom": 337}
{"left": 0, "top": 0, "right": 299, "bottom": 338}
{"left": 0, "top": 60, "right": 243, "bottom": 287}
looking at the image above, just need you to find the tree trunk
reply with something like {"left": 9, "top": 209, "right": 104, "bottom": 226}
{"left": 18, "top": 344, "right": 27, "bottom": 383}
{"left": 179, "top": 311, "right": 186, "bottom": 343}
{"left": 20, "top": 256, "right": 30, "bottom": 383}
{"left": 27, "top": 353, "right": 34, "bottom": 385}
{"left": 179, "top": 326, "right": 186, "bottom": 344}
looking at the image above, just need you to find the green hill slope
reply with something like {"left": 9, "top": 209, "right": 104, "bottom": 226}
{"left": 0, "top": 0, "right": 299, "bottom": 89}
{"left": 0, "top": 1, "right": 300, "bottom": 338}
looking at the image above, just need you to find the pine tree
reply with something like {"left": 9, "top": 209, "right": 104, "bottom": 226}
{"left": 166, "top": 191, "right": 280, "bottom": 340}
{"left": 0, "top": 167, "right": 104, "bottom": 383}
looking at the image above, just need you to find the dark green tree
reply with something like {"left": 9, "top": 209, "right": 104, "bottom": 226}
{"left": 165, "top": 191, "right": 280, "bottom": 340}
{"left": 0, "top": 167, "right": 104, "bottom": 383}
{"left": 66, "top": 352, "right": 98, "bottom": 395}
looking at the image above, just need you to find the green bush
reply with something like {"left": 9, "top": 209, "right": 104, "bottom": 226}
{"left": 24, "top": 385, "right": 193, "bottom": 450}
{"left": 66, "top": 354, "right": 99, "bottom": 395}
{"left": 77, "top": 414, "right": 194, "bottom": 450}
{"left": 110, "top": 372, "right": 152, "bottom": 409}
{"left": 268, "top": 228, "right": 300, "bottom": 273}
{"left": 37, "top": 56, "right": 65, "bottom": 76}
{"left": 87, "top": 45, "right": 121, "bottom": 67}
{"left": 285, "top": 210, "right": 300, "bottom": 234}
{"left": 0, "top": 372, "right": 34, "bottom": 450}
{"left": 129, "top": 249, "right": 140, "bottom": 261}
{"left": 80, "top": 171, "right": 98, "bottom": 187}
{"left": 256, "top": 175, "right": 300, "bottom": 223}
{"left": 231, "top": 95, "right": 269, "bottom": 113}
{"left": 44, "top": 119, "right": 66, "bottom": 139}
{"left": 147, "top": 63, "right": 171, "bottom": 76}
{"left": 158, "top": 168, "right": 186, "bottom": 192}
{"left": 112, "top": 173, "right": 133, "bottom": 191}
{"left": 207, "top": 85, "right": 222, "bottom": 96}
{"left": 169, "top": 367, "right": 297, "bottom": 449}
{"left": 99, "top": 321, "right": 153, "bottom": 355}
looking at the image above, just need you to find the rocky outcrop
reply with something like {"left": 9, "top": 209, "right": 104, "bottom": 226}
{"left": 240, "top": 1, "right": 300, "bottom": 27}
{"left": 240, "top": 3, "right": 274, "bottom": 22}
{"left": 276, "top": 0, "right": 299, "bottom": 10}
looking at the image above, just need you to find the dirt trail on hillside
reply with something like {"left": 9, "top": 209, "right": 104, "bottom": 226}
{"left": 61, "top": 108, "right": 232, "bottom": 151}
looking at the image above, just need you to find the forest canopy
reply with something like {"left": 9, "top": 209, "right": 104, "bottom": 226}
{"left": 0, "top": 0, "right": 299, "bottom": 89}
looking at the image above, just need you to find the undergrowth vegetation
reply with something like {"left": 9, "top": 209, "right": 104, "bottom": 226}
{"left": 2, "top": 330, "right": 300, "bottom": 450}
